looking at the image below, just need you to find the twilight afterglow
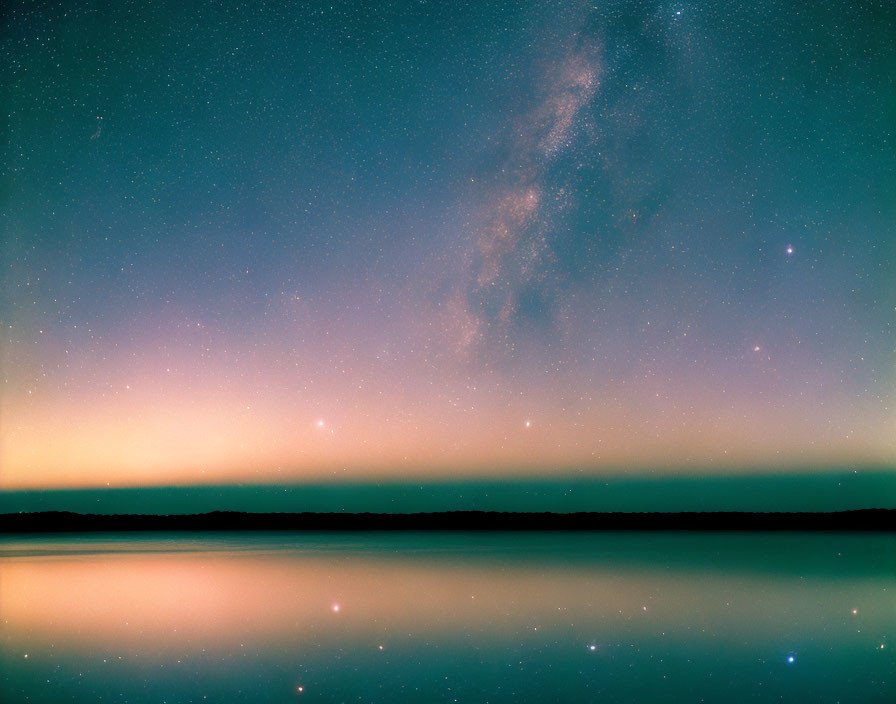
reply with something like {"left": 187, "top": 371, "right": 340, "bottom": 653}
{"left": 2, "top": 1, "right": 894, "bottom": 493}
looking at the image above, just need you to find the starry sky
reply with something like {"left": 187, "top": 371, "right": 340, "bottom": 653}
{"left": 2, "top": 1, "right": 894, "bottom": 498}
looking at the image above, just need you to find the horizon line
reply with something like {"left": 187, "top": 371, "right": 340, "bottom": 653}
{"left": 3, "top": 465, "right": 895, "bottom": 494}
{"left": 3, "top": 508, "right": 894, "bottom": 533}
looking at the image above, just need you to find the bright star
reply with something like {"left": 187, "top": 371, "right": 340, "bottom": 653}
{"left": 525, "top": 420, "right": 531, "bottom": 428}
{"left": 332, "top": 604, "right": 340, "bottom": 612}
{"left": 786, "top": 245, "right": 794, "bottom": 255}
{"left": 786, "top": 654, "right": 795, "bottom": 664}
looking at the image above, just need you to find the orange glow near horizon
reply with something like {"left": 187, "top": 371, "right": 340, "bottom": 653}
{"left": 3, "top": 378, "right": 894, "bottom": 489}
{"left": 3, "top": 304, "right": 894, "bottom": 490}
{"left": 2, "top": 377, "right": 893, "bottom": 489}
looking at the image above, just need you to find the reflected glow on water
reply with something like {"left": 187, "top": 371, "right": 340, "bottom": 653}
{"left": 1, "top": 533, "right": 893, "bottom": 702}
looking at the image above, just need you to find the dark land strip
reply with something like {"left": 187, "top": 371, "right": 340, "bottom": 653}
{"left": 0, "top": 509, "right": 893, "bottom": 533}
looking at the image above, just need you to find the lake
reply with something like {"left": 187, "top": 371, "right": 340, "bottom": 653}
{"left": 1, "top": 532, "right": 893, "bottom": 702}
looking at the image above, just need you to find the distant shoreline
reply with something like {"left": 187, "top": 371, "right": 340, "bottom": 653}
{"left": 0, "top": 509, "right": 893, "bottom": 533}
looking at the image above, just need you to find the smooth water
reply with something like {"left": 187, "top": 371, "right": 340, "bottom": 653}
{"left": 1, "top": 532, "right": 893, "bottom": 703}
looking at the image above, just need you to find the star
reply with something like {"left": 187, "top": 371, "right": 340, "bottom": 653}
{"left": 525, "top": 420, "right": 532, "bottom": 428}
{"left": 785, "top": 245, "right": 794, "bottom": 255}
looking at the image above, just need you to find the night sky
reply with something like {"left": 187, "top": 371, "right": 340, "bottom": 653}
{"left": 2, "top": 1, "right": 894, "bottom": 505}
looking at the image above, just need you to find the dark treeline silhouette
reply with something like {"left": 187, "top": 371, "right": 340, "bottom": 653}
{"left": 0, "top": 509, "right": 893, "bottom": 533}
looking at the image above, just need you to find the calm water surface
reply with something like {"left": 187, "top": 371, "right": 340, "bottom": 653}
{"left": 1, "top": 532, "right": 893, "bottom": 703}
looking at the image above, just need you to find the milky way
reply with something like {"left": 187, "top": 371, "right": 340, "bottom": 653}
{"left": 1, "top": 1, "right": 893, "bottom": 488}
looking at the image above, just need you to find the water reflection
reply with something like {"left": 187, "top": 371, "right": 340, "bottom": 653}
{"left": 1, "top": 532, "right": 893, "bottom": 702}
